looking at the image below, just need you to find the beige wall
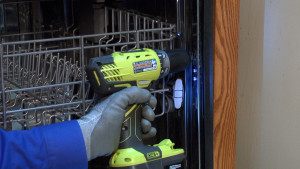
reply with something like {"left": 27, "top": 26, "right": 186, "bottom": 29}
{"left": 237, "top": 0, "right": 300, "bottom": 168}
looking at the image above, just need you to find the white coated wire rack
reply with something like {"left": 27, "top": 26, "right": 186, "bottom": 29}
{"left": 0, "top": 7, "right": 175, "bottom": 130}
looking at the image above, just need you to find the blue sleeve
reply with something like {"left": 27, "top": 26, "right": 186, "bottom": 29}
{"left": 0, "top": 120, "right": 88, "bottom": 169}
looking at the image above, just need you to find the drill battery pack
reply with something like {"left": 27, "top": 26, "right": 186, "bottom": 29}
{"left": 109, "top": 139, "right": 185, "bottom": 169}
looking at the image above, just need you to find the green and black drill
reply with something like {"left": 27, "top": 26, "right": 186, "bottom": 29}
{"left": 86, "top": 48, "right": 190, "bottom": 169}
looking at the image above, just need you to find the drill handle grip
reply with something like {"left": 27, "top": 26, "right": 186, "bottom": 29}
{"left": 119, "top": 104, "right": 144, "bottom": 149}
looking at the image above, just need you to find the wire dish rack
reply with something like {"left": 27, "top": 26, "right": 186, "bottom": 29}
{"left": 0, "top": 7, "right": 176, "bottom": 130}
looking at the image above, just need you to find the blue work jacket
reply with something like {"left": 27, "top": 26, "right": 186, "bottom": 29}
{"left": 0, "top": 120, "right": 88, "bottom": 169}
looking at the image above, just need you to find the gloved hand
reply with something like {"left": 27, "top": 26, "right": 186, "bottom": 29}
{"left": 77, "top": 87, "right": 157, "bottom": 161}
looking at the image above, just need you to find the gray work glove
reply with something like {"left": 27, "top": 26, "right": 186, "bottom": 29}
{"left": 77, "top": 87, "right": 157, "bottom": 161}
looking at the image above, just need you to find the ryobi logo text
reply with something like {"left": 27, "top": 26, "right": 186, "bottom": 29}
{"left": 146, "top": 151, "right": 160, "bottom": 160}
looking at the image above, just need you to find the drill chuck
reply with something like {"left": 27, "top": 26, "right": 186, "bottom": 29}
{"left": 155, "top": 49, "right": 191, "bottom": 79}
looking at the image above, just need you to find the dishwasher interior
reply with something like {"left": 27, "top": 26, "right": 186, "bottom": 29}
{"left": 0, "top": 0, "right": 213, "bottom": 169}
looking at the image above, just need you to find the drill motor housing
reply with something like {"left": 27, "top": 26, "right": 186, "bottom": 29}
{"left": 86, "top": 48, "right": 189, "bottom": 96}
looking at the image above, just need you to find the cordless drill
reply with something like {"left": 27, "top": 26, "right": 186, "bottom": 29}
{"left": 86, "top": 48, "right": 190, "bottom": 169}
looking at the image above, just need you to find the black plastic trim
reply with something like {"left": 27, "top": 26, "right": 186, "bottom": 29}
{"left": 200, "top": 0, "right": 214, "bottom": 168}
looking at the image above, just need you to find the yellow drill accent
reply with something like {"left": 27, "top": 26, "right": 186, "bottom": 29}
{"left": 114, "top": 83, "right": 132, "bottom": 88}
{"left": 93, "top": 71, "right": 101, "bottom": 86}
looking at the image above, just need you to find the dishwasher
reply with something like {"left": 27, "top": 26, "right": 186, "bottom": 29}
{"left": 0, "top": 0, "right": 213, "bottom": 169}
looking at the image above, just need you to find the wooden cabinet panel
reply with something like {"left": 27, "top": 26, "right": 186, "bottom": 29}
{"left": 213, "top": 0, "right": 239, "bottom": 168}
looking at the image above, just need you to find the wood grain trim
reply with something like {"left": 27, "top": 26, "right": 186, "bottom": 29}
{"left": 213, "top": 0, "right": 240, "bottom": 169}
